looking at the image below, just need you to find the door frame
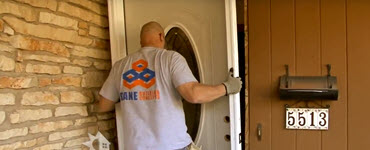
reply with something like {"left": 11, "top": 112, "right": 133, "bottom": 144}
{"left": 107, "top": 0, "right": 242, "bottom": 149}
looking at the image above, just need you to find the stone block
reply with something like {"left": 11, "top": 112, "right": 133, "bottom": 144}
{"left": 0, "top": 19, "right": 3, "bottom": 32}
{"left": 3, "top": 25, "right": 14, "bottom": 35}
{"left": 0, "top": 44, "right": 15, "bottom": 53}
{"left": 10, "top": 109, "right": 52, "bottom": 123}
{"left": 73, "top": 59, "right": 92, "bottom": 67}
{"left": 94, "top": 61, "right": 111, "bottom": 70}
{"left": 71, "top": 46, "right": 110, "bottom": 60}
{"left": 0, "top": 93, "right": 15, "bottom": 105}
{"left": 89, "top": 26, "right": 109, "bottom": 39}
{"left": 81, "top": 71, "right": 108, "bottom": 88}
{"left": 15, "top": 63, "right": 24, "bottom": 73}
{"left": 78, "top": 29, "right": 89, "bottom": 36}
{"left": 0, "top": 55, "right": 15, "bottom": 71}
{"left": 0, "top": 139, "right": 40, "bottom": 150}
{"left": 52, "top": 76, "right": 81, "bottom": 87}
{"left": 97, "top": 113, "right": 115, "bottom": 120}
{"left": 64, "top": 137, "right": 89, "bottom": 147}
{"left": 87, "top": 126, "right": 98, "bottom": 135}
{"left": 16, "top": 51, "right": 23, "bottom": 62}
{"left": 0, "top": 76, "right": 37, "bottom": 89}
{"left": 0, "top": 111, "right": 5, "bottom": 125}
{"left": 55, "top": 106, "right": 88, "bottom": 117}
{"left": 23, "top": 54, "right": 70, "bottom": 63}
{"left": 0, "top": 1, "right": 38, "bottom": 21}
{"left": 48, "top": 86, "right": 69, "bottom": 91}
{"left": 36, "top": 137, "right": 48, "bottom": 145}
{"left": 75, "top": 116, "right": 97, "bottom": 126}
{"left": 66, "top": 0, "right": 108, "bottom": 16}
{"left": 10, "top": 35, "right": 70, "bottom": 57}
{"left": 4, "top": 16, "right": 92, "bottom": 46}
{"left": 26, "top": 64, "right": 61, "bottom": 75}
{"left": 0, "top": 127, "right": 28, "bottom": 140}
{"left": 90, "top": 39, "right": 110, "bottom": 49}
{"left": 58, "top": 2, "right": 108, "bottom": 27}
{"left": 63, "top": 66, "right": 83, "bottom": 74}
{"left": 98, "top": 119, "right": 116, "bottom": 131}
{"left": 39, "top": 12, "right": 78, "bottom": 30}
{"left": 33, "top": 143, "right": 63, "bottom": 150}
{"left": 38, "top": 78, "right": 51, "bottom": 87}
{"left": 78, "top": 21, "right": 89, "bottom": 29}
{"left": 23, "top": 138, "right": 37, "bottom": 148}
{"left": 61, "top": 91, "right": 91, "bottom": 104}
{"left": 0, "top": 142, "right": 22, "bottom": 150}
{"left": 48, "top": 128, "right": 87, "bottom": 141}
{"left": 21, "top": 91, "right": 59, "bottom": 106}
{"left": 29, "top": 120, "right": 73, "bottom": 133}
{"left": 0, "top": 34, "right": 10, "bottom": 42}
{"left": 14, "top": 0, "right": 57, "bottom": 11}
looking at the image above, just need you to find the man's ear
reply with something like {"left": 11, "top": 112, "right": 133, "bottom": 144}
{"left": 159, "top": 33, "right": 164, "bottom": 42}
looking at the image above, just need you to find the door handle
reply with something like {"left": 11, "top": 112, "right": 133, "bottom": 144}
{"left": 257, "top": 123, "right": 262, "bottom": 141}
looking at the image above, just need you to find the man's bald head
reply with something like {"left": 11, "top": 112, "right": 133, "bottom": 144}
{"left": 140, "top": 21, "right": 165, "bottom": 48}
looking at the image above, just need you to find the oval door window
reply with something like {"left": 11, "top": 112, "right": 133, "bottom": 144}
{"left": 165, "top": 27, "right": 201, "bottom": 140}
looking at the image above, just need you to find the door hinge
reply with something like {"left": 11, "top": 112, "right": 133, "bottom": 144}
{"left": 239, "top": 133, "right": 242, "bottom": 143}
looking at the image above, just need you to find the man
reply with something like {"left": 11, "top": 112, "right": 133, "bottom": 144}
{"left": 95, "top": 21, "right": 242, "bottom": 150}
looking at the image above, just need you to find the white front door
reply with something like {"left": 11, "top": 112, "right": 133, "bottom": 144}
{"left": 108, "top": 0, "right": 241, "bottom": 149}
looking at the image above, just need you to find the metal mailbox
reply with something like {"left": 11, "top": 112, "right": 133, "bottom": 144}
{"left": 279, "top": 65, "right": 338, "bottom": 100}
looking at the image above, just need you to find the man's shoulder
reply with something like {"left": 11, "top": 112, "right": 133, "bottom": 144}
{"left": 111, "top": 58, "right": 125, "bottom": 70}
{"left": 161, "top": 49, "right": 182, "bottom": 58}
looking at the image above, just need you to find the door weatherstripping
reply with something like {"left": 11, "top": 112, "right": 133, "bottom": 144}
{"left": 225, "top": 0, "right": 242, "bottom": 149}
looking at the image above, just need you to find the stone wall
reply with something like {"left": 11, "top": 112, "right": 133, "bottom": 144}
{"left": 0, "top": 0, "right": 116, "bottom": 149}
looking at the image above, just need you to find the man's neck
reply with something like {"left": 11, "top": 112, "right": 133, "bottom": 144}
{"left": 141, "top": 44, "right": 163, "bottom": 49}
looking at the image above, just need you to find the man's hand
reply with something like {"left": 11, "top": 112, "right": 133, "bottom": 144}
{"left": 222, "top": 72, "right": 242, "bottom": 95}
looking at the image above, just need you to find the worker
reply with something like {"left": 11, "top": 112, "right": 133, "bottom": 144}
{"left": 94, "top": 21, "right": 242, "bottom": 150}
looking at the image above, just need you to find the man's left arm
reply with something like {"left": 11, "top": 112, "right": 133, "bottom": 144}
{"left": 176, "top": 82, "right": 226, "bottom": 103}
{"left": 92, "top": 96, "right": 116, "bottom": 113}
{"left": 176, "top": 72, "right": 242, "bottom": 104}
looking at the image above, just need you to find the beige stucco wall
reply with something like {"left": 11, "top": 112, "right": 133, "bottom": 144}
{"left": 0, "top": 0, "right": 116, "bottom": 149}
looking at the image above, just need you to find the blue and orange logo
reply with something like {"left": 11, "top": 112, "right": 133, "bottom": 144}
{"left": 122, "top": 59, "right": 155, "bottom": 89}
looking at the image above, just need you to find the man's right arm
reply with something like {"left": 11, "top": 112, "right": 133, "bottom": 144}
{"left": 95, "top": 60, "right": 121, "bottom": 113}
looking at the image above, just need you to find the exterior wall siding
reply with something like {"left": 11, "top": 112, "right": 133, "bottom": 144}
{"left": 248, "top": 0, "right": 370, "bottom": 149}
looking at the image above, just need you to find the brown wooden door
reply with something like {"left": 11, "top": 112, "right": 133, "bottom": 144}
{"left": 248, "top": 0, "right": 370, "bottom": 150}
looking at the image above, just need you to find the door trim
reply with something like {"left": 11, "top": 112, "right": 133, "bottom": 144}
{"left": 107, "top": 1, "right": 127, "bottom": 150}
{"left": 107, "top": 0, "right": 127, "bottom": 64}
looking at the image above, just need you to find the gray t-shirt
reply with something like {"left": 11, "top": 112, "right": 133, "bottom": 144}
{"left": 99, "top": 47, "right": 197, "bottom": 150}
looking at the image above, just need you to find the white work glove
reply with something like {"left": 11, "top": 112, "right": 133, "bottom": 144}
{"left": 222, "top": 71, "right": 242, "bottom": 95}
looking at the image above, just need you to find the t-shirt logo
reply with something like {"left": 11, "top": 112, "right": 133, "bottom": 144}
{"left": 122, "top": 59, "right": 156, "bottom": 89}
